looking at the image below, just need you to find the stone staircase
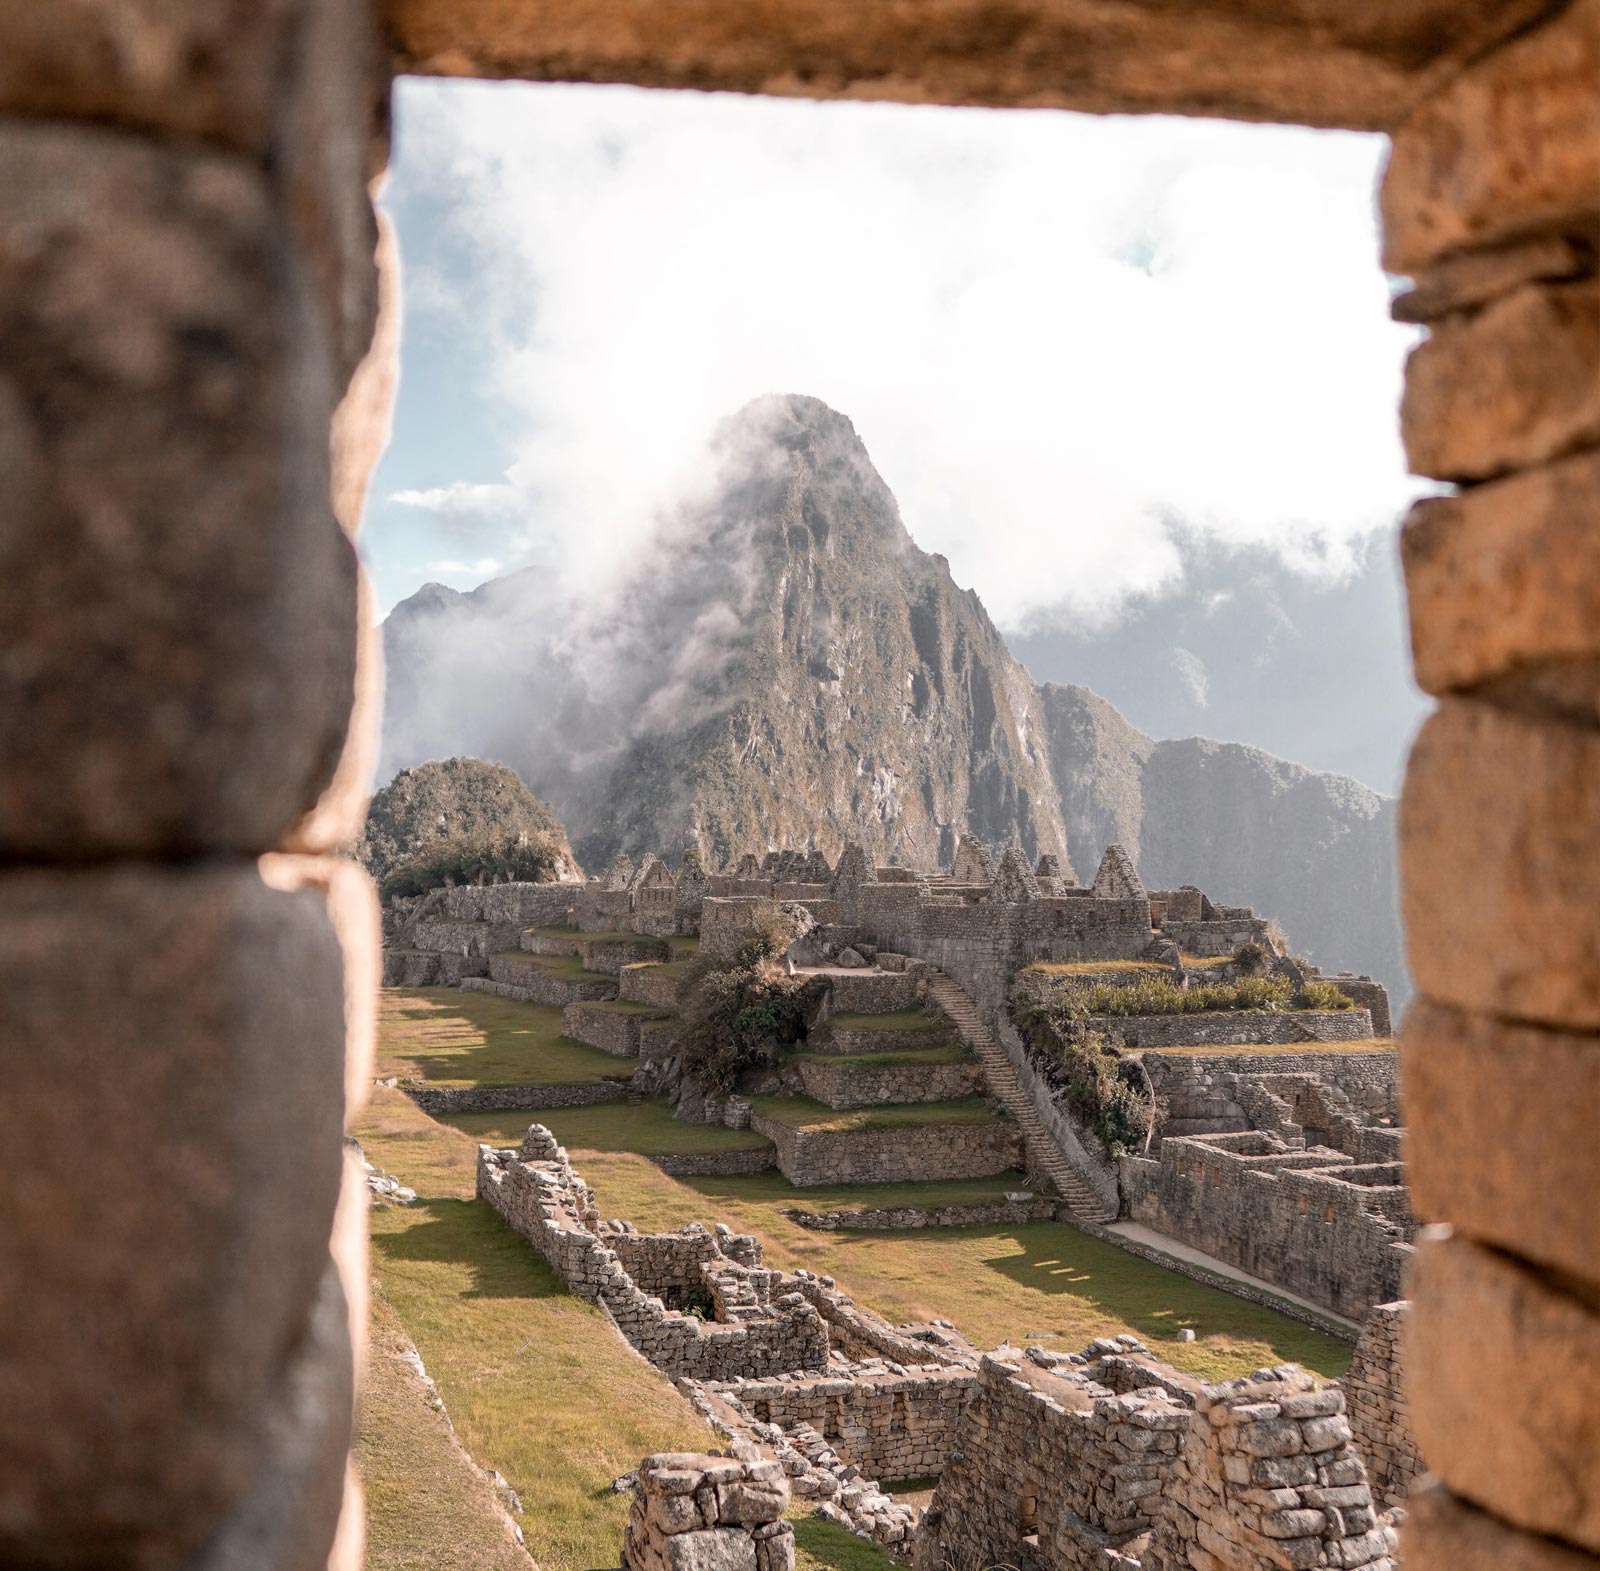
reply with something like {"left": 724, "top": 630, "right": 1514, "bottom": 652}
{"left": 923, "top": 969, "right": 1118, "bottom": 1224}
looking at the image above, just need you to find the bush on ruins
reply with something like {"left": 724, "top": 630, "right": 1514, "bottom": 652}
{"left": 676, "top": 918, "right": 828, "bottom": 1095}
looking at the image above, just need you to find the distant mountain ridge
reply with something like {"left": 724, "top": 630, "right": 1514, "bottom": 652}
{"left": 380, "top": 394, "right": 1406, "bottom": 998}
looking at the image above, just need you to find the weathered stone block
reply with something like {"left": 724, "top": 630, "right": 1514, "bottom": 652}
{"left": 0, "top": 863, "right": 346, "bottom": 1563}
{"left": 1382, "top": 0, "right": 1600, "bottom": 275}
{"left": 1391, "top": 235, "right": 1598, "bottom": 324}
{"left": 1409, "top": 1229, "right": 1600, "bottom": 1553}
{"left": 1402, "top": 449, "right": 1600, "bottom": 695}
{"left": 1401, "top": 700, "right": 1600, "bottom": 1029}
{"left": 1404, "top": 1480, "right": 1600, "bottom": 1571}
{"left": 1400, "top": 280, "right": 1600, "bottom": 482}
{"left": 1403, "top": 1002, "right": 1600, "bottom": 1283}
{"left": 0, "top": 0, "right": 386, "bottom": 382}
{"left": 665, "top": 1528, "right": 758, "bottom": 1571}
{"left": 0, "top": 122, "right": 358, "bottom": 857}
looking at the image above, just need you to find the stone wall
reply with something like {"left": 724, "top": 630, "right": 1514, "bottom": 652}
{"left": 478, "top": 1129, "right": 827, "bottom": 1379}
{"left": 404, "top": 1080, "right": 628, "bottom": 1114}
{"left": 1142, "top": 1368, "right": 1397, "bottom": 1571}
{"left": 442, "top": 882, "right": 579, "bottom": 926}
{"left": 751, "top": 1110, "right": 1023, "bottom": 1186}
{"left": 702, "top": 897, "right": 785, "bottom": 960}
{"left": 1141, "top": 1050, "right": 1401, "bottom": 1144}
{"left": 563, "top": 1000, "right": 666, "bottom": 1056}
{"left": 795, "top": 1056, "right": 983, "bottom": 1109}
{"left": 1120, "top": 1133, "right": 1413, "bottom": 1318}
{"left": 1343, "top": 1302, "right": 1421, "bottom": 1509}
{"left": 1094, "top": 1009, "right": 1374, "bottom": 1050}
{"left": 824, "top": 971, "right": 924, "bottom": 1012}
{"left": 623, "top": 1453, "right": 794, "bottom": 1571}
{"left": 784, "top": 1195, "right": 1057, "bottom": 1230}
{"left": 729, "top": 1367, "right": 973, "bottom": 1483}
{"left": 913, "top": 1344, "right": 1195, "bottom": 1571}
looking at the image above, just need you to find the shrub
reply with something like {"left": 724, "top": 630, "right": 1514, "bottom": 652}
{"left": 1232, "top": 941, "right": 1267, "bottom": 972}
{"left": 676, "top": 952, "right": 826, "bottom": 1095}
{"left": 1054, "top": 1037, "right": 1155, "bottom": 1156}
{"left": 1297, "top": 979, "right": 1355, "bottom": 1011}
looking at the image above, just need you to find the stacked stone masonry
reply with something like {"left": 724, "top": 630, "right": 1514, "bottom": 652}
{"left": 624, "top": 1453, "right": 796, "bottom": 1571}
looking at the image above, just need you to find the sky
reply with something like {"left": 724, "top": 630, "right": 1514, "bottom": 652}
{"left": 363, "top": 78, "right": 1430, "bottom": 792}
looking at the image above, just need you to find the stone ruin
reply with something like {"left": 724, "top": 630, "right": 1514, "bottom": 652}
{"left": 483, "top": 1129, "right": 1412, "bottom": 1570}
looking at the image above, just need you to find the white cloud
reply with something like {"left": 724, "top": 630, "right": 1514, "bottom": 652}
{"left": 422, "top": 556, "right": 504, "bottom": 578}
{"left": 386, "top": 80, "right": 1422, "bottom": 628}
{"left": 392, "top": 481, "right": 521, "bottom": 529}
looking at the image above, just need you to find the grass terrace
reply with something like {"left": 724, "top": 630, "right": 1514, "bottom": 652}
{"left": 1178, "top": 953, "right": 1237, "bottom": 969}
{"left": 667, "top": 934, "right": 701, "bottom": 956}
{"left": 377, "top": 989, "right": 630, "bottom": 1088}
{"left": 355, "top": 1089, "right": 713, "bottom": 1571}
{"left": 502, "top": 950, "right": 593, "bottom": 981}
{"left": 747, "top": 1094, "right": 1006, "bottom": 1133}
{"left": 582, "top": 998, "right": 675, "bottom": 1016}
{"left": 445, "top": 1096, "right": 774, "bottom": 1156}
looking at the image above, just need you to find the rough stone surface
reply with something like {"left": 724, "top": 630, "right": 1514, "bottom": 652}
{"left": 1404, "top": 1481, "right": 1600, "bottom": 1571}
{"left": 1400, "top": 279, "right": 1600, "bottom": 482}
{"left": 1401, "top": 699, "right": 1600, "bottom": 1029}
{"left": 1409, "top": 1228, "right": 1600, "bottom": 1553}
{"left": 1342, "top": 1303, "right": 1421, "bottom": 1508}
{"left": 1382, "top": 0, "right": 1600, "bottom": 274}
{"left": 0, "top": 121, "right": 358, "bottom": 857}
{"left": 1402, "top": 448, "right": 1600, "bottom": 695}
{"left": 386, "top": 0, "right": 1549, "bottom": 130}
{"left": 0, "top": 864, "right": 346, "bottom": 1565}
{"left": 1403, "top": 1001, "right": 1600, "bottom": 1283}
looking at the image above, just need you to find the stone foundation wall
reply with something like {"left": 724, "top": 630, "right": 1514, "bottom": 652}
{"left": 1158, "top": 916, "right": 1275, "bottom": 957}
{"left": 823, "top": 1020, "right": 952, "bottom": 1054}
{"left": 795, "top": 1056, "right": 983, "bottom": 1109}
{"left": 752, "top": 1112, "right": 1022, "bottom": 1186}
{"left": 478, "top": 1131, "right": 825, "bottom": 1379}
{"left": 403, "top": 1080, "right": 628, "bottom": 1114}
{"left": 1095, "top": 1009, "right": 1374, "bottom": 1050}
{"left": 442, "top": 883, "right": 579, "bottom": 926}
{"left": 1141, "top": 1050, "right": 1401, "bottom": 1143}
{"left": 624, "top": 1453, "right": 794, "bottom": 1571}
{"left": 1143, "top": 1369, "right": 1396, "bottom": 1571}
{"left": 484, "top": 953, "right": 617, "bottom": 1004}
{"left": 622, "top": 964, "right": 693, "bottom": 1008}
{"left": 914, "top": 1345, "right": 1194, "bottom": 1571}
{"left": 1344, "top": 1302, "right": 1421, "bottom": 1509}
{"left": 702, "top": 897, "right": 784, "bottom": 960}
{"left": 650, "top": 1149, "right": 779, "bottom": 1178}
{"left": 563, "top": 1001, "right": 665, "bottom": 1056}
{"left": 824, "top": 971, "right": 924, "bottom": 1012}
{"left": 731, "top": 1367, "right": 974, "bottom": 1482}
{"left": 1121, "top": 1133, "right": 1413, "bottom": 1318}
{"left": 784, "top": 1195, "right": 1056, "bottom": 1230}
{"left": 413, "top": 917, "right": 524, "bottom": 958}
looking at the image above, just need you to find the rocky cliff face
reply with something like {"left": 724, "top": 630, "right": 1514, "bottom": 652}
{"left": 1039, "top": 684, "right": 1404, "bottom": 999}
{"left": 381, "top": 394, "right": 1407, "bottom": 997}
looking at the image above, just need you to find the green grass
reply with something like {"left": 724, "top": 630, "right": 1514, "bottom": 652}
{"left": 793, "top": 1514, "right": 897, "bottom": 1571}
{"left": 359, "top": 1287, "right": 533, "bottom": 1571}
{"left": 626, "top": 958, "right": 696, "bottom": 979}
{"left": 355, "top": 1090, "right": 713, "bottom": 1571}
{"left": 445, "top": 1097, "right": 775, "bottom": 1155}
{"left": 829, "top": 1009, "right": 941, "bottom": 1030}
{"left": 492, "top": 950, "right": 594, "bottom": 981}
{"left": 378, "top": 988, "right": 631, "bottom": 1088}
{"left": 790, "top": 1044, "right": 971, "bottom": 1068}
{"left": 667, "top": 935, "right": 701, "bottom": 956}
{"left": 533, "top": 926, "right": 666, "bottom": 946}
{"left": 1178, "top": 954, "right": 1237, "bottom": 969}
{"left": 747, "top": 1094, "right": 1004, "bottom": 1133}
{"left": 582, "top": 999, "right": 674, "bottom": 1016}
{"left": 559, "top": 1149, "right": 1351, "bottom": 1382}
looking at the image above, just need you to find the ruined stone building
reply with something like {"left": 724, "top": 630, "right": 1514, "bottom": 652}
{"left": 7, "top": 3, "right": 1596, "bottom": 1570}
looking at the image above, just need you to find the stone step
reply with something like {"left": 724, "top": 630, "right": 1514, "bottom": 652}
{"left": 924, "top": 968, "right": 1117, "bottom": 1224}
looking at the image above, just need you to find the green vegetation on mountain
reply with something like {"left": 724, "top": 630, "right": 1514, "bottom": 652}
{"left": 358, "top": 756, "right": 583, "bottom": 891}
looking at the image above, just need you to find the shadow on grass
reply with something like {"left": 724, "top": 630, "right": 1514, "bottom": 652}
{"left": 977, "top": 1222, "right": 1342, "bottom": 1370}
{"left": 792, "top": 1515, "right": 895, "bottom": 1571}
{"left": 372, "top": 1198, "right": 575, "bottom": 1302}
